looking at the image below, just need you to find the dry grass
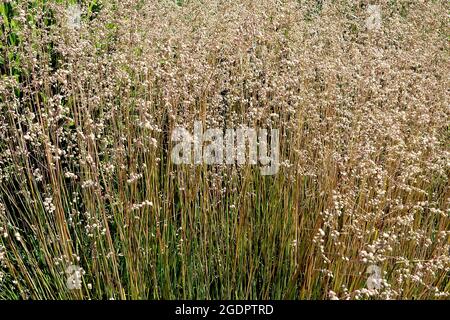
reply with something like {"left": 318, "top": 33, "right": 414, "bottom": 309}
{"left": 0, "top": 0, "right": 448, "bottom": 299}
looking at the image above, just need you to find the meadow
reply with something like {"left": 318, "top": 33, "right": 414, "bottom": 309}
{"left": 0, "top": 0, "right": 448, "bottom": 299}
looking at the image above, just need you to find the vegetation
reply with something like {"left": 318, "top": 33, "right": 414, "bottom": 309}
{"left": 0, "top": 0, "right": 448, "bottom": 299}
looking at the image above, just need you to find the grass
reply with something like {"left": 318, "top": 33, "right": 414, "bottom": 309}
{"left": 0, "top": 0, "right": 448, "bottom": 300}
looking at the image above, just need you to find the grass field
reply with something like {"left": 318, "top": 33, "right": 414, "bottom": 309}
{"left": 0, "top": 0, "right": 449, "bottom": 299}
